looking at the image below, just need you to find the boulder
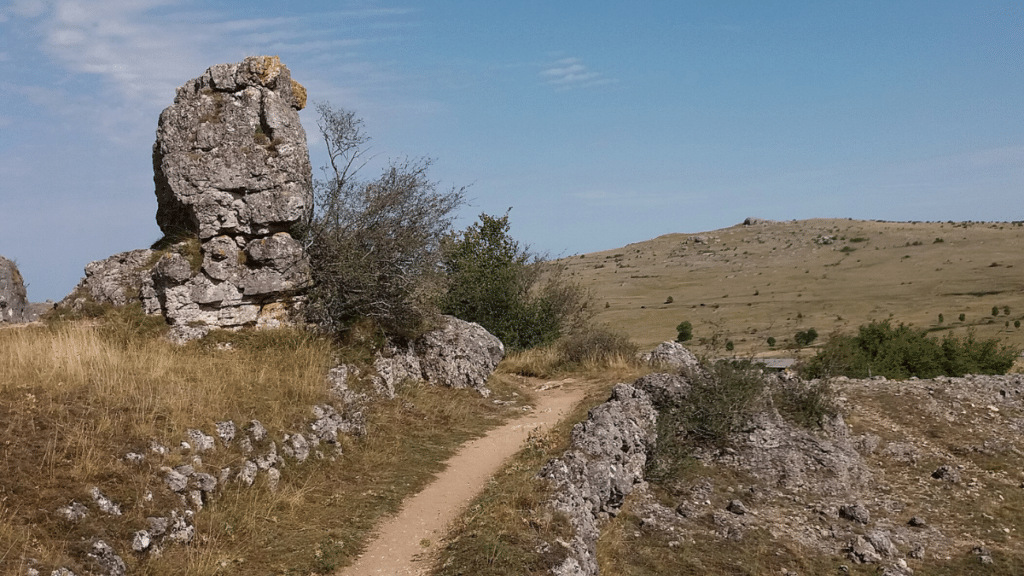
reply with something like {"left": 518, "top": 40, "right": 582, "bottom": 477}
{"left": 0, "top": 255, "right": 31, "bottom": 323}
{"left": 153, "top": 55, "right": 311, "bottom": 240}
{"left": 639, "top": 341, "right": 701, "bottom": 373}
{"left": 416, "top": 316, "right": 505, "bottom": 396}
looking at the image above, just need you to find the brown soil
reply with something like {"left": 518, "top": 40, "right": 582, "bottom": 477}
{"left": 337, "top": 380, "right": 586, "bottom": 576}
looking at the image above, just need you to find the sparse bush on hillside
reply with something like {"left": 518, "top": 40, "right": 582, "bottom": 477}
{"left": 767, "top": 336, "right": 776, "bottom": 347}
{"left": 440, "top": 212, "right": 593, "bottom": 350}
{"left": 959, "top": 313, "right": 966, "bottom": 322}
{"left": 801, "top": 319, "right": 1018, "bottom": 380}
{"left": 794, "top": 328, "right": 818, "bottom": 347}
{"left": 300, "top": 103, "right": 466, "bottom": 341}
{"left": 675, "top": 321, "right": 693, "bottom": 342}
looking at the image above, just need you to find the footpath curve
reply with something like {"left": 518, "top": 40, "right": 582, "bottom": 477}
{"left": 337, "top": 381, "right": 586, "bottom": 576}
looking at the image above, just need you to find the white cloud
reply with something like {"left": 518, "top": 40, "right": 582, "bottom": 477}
{"left": 540, "top": 56, "right": 615, "bottom": 90}
{"left": 3, "top": 0, "right": 420, "bottom": 145}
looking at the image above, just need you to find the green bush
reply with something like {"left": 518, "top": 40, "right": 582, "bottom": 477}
{"left": 675, "top": 320, "right": 693, "bottom": 342}
{"left": 767, "top": 336, "right": 776, "bottom": 347}
{"left": 794, "top": 328, "right": 818, "bottom": 347}
{"left": 440, "top": 212, "right": 592, "bottom": 350}
{"left": 801, "top": 320, "right": 1018, "bottom": 380}
{"left": 959, "top": 313, "right": 966, "bottom": 322}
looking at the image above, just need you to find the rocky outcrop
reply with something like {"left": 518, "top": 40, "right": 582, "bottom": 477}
{"left": 60, "top": 57, "right": 312, "bottom": 336}
{"left": 143, "top": 55, "right": 312, "bottom": 333}
{"left": 538, "top": 377, "right": 675, "bottom": 575}
{"left": 370, "top": 316, "right": 505, "bottom": 397}
{"left": 60, "top": 249, "right": 156, "bottom": 310}
{"left": 0, "top": 255, "right": 31, "bottom": 323}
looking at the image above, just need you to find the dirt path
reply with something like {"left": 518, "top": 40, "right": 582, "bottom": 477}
{"left": 337, "top": 380, "right": 586, "bottom": 576}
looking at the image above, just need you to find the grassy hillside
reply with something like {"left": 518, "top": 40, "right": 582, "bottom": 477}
{"left": 563, "top": 218, "right": 1024, "bottom": 360}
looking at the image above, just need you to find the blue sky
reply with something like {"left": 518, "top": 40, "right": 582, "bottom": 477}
{"left": 1, "top": 1, "right": 1022, "bottom": 301}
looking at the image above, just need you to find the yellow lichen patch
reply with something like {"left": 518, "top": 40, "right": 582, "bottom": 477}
{"left": 251, "top": 55, "right": 284, "bottom": 86}
{"left": 291, "top": 79, "right": 307, "bottom": 110}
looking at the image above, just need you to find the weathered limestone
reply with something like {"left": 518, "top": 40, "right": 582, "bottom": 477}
{"left": 0, "top": 255, "right": 31, "bottom": 323}
{"left": 61, "top": 57, "right": 312, "bottom": 334}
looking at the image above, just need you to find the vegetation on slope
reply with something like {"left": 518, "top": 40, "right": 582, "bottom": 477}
{"left": 801, "top": 319, "right": 1018, "bottom": 380}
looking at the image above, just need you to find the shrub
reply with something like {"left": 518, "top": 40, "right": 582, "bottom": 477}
{"left": 664, "top": 296, "right": 674, "bottom": 304}
{"left": 301, "top": 103, "right": 465, "bottom": 341}
{"left": 440, "top": 212, "right": 593, "bottom": 350}
{"left": 1016, "top": 320, "right": 1021, "bottom": 329}
{"left": 993, "top": 306, "right": 1000, "bottom": 317}
{"left": 801, "top": 320, "right": 1017, "bottom": 379}
{"left": 938, "top": 313, "right": 944, "bottom": 324}
{"left": 648, "top": 360, "right": 769, "bottom": 480}
{"left": 959, "top": 313, "right": 966, "bottom": 322}
{"left": 725, "top": 340, "right": 734, "bottom": 352}
{"left": 675, "top": 321, "right": 693, "bottom": 343}
{"left": 767, "top": 336, "right": 776, "bottom": 347}
{"left": 794, "top": 328, "right": 818, "bottom": 347}
{"left": 555, "top": 324, "right": 638, "bottom": 366}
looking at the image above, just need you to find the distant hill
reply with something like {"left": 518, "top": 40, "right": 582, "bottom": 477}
{"left": 564, "top": 218, "right": 1024, "bottom": 360}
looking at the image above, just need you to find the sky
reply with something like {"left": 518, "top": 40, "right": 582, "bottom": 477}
{"left": 1, "top": 1, "right": 1022, "bottom": 302}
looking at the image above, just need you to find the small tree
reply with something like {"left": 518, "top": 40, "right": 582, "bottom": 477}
{"left": 992, "top": 306, "right": 999, "bottom": 317}
{"left": 938, "top": 313, "right": 944, "bottom": 324}
{"left": 767, "top": 336, "right": 776, "bottom": 347}
{"left": 959, "top": 313, "right": 966, "bottom": 322}
{"left": 665, "top": 296, "right": 674, "bottom": 304}
{"left": 676, "top": 321, "right": 693, "bottom": 343}
{"left": 301, "top": 103, "right": 465, "bottom": 340}
{"left": 1004, "top": 306, "right": 1011, "bottom": 316}
{"left": 440, "top": 212, "right": 592, "bottom": 350}
{"left": 1015, "top": 320, "right": 1020, "bottom": 329}
{"left": 725, "top": 340, "right": 735, "bottom": 352}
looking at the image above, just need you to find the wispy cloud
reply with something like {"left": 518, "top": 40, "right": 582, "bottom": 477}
{"left": 1, "top": 1, "right": 420, "bottom": 144}
{"left": 540, "top": 56, "right": 615, "bottom": 90}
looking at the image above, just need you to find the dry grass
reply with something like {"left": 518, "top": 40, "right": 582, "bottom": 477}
{"left": 562, "top": 219, "right": 1024, "bottom": 359}
{"left": 0, "top": 311, "right": 525, "bottom": 575}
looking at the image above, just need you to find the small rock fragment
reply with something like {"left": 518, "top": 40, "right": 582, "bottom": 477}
{"left": 839, "top": 503, "right": 870, "bottom": 524}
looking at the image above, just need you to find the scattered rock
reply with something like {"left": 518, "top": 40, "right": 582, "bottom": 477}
{"left": 186, "top": 429, "right": 216, "bottom": 452}
{"left": 89, "top": 487, "right": 122, "bottom": 516}
{"left": 55, "top": 502, "right": 89, "bottom": 522}
{"left": 931, "top": 465, "right": 960, "bottom": 483}
{"left": 839, "top": 503, "right": 871, "bottom": 524}
{"left": 726, "top": 499, "right": 748, "bottom": 515}
{"left": 87, "top": 540, "right": 126, "bottom": 576}
{"left": 216, "top": 420, "right": 236, "bottom": 444}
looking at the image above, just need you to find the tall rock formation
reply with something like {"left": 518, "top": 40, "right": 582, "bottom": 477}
{"left": 141, "top": 56, "right": 313, "bottom": 330}
{"left": 0, "top": 256, "right": 31, "bottom": 323}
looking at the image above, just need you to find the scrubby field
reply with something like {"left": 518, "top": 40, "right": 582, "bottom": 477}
{"left": 564, "top": 219, "right": 1024, "bottom": 359}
